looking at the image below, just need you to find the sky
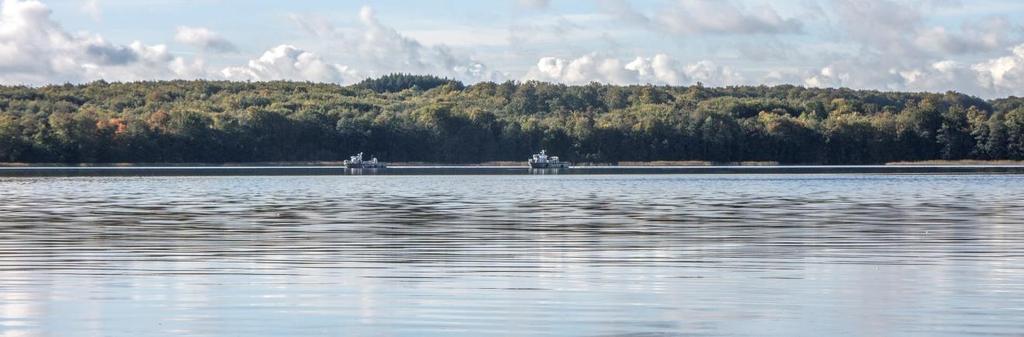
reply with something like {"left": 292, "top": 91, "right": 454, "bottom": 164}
{"left": 2, "top": 0, "right": 1024, "bottom": 98}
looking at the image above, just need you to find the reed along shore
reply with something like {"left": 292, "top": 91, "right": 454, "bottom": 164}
{"left": 2, "top": 165, "right": 1024, "bottom": 177}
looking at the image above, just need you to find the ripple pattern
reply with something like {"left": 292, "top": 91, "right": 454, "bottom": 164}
{"left": 1, "top": 174, "right": 1023, "bottom": 337}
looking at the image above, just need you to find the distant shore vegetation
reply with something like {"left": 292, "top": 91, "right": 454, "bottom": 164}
{"left": 2, "top": 74, "right": 1024, "bottom": 164}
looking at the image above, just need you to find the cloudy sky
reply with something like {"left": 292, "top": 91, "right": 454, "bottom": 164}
{"left": 2, "top": 0, "right": 1024, "bottom": 97}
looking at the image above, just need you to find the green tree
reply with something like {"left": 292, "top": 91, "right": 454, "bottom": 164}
{"left": 937, "top": 106, "right": 974, "bottom": 159}
{"left": 1005, "top": 108, "right": 1024, "bottom": 159}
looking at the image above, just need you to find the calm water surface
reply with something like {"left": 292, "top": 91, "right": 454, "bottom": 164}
{"left": 1, "top": 174, "right": 1023, "bottom": 337}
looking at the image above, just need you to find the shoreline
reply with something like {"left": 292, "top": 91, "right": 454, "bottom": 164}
{"left": 2, "top": 164, "right": 1024, "bottom": 177}
{"left": 0, "top": 161, "right": 755, "bottom": 167}
{"left": 886, "top": 160, "right": 1024, "bottom": 166}
{"left": 3, "top": 159, "right": 1023, "bottom": 168}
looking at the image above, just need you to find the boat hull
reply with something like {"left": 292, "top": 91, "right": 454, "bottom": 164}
{"left": 345, "top": 163, "right": 387, "bottom": 169}
{"left": 529, "top": 162, "right": 568, "bottom": 169}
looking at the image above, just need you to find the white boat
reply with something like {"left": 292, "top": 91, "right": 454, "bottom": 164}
{"left": 528, "top": 150, "right": 569, "bottom": 169}
{"left": 344, "top": 152, "right": 386, "bottom": 169}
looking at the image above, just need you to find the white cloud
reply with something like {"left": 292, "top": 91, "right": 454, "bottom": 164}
{"left": 286, "top": 6, "right": 504, "bottom": 83}
{"left": 516, "top": 0, "right": 550, "bottom": 10}
{"left": 803, "top": 59, "right": 919, "bottom": 92}
{"left": 685, "top": 60, "right": 743, "bottom": 87}
{"left": 0, "top": 0, "right": 199, "bottom": 85}
{"left": 524, "top": 53, "right": 740, "bottom": 87}
{"left": 354, "top": 6, "right": 502, "bottom": 82}
{"left": 783, "top": 0, "right": 1024, "bottom": 97}
{"left": 174, "top": 26, "right": 237, "bottom": 53}
{"left": 84, "top": 41, "right": 207, "bottom": 81}
{"left": 896, "top": 60, "right": 984, "bottom": 94}
{"left": 833, "top": 0, "right": 1021, "bottom": 58}
{"left": 797, "top": 43, "right": 1024, "bottom": 98}
{"left": 221, "top": 45, "right": 351, "bottom": 83}
{"left": 973, "top": 44, "right": 1024, "bottom": 96}
{"left": 0, "top": 2, "right": 502, "bottom": 85}
{"left": 3, "top": 0, "right": 1024, "bottom": 99}
{"left": 832, "top": 0, "right": 923, "bottom": 58}
{"left": 601, "top": 0, "right": 802, "bottom": 35}
{"left": 625, "top": 54, "right": 682, "bottom": 85}
{"left": 530, "top": 55, "right": 637, "bottom": 84}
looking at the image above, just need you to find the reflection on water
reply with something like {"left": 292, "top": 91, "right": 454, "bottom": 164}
{"left": 1, "top": 175, "right": 1023, "bottom": 337}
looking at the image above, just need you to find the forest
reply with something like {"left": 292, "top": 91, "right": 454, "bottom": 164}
{"left": 1, "top": 74, "right": 1023, "bottom": 164}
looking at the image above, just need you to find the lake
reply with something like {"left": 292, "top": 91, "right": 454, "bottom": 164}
{"left": 1, "top": 174, "right": 1023, "bottom": 336}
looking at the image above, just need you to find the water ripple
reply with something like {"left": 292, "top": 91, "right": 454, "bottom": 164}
{"left": 0, "top": 174, "right": 1023, "bottom": 336}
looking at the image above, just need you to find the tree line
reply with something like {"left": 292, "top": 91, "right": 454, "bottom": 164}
{"left": 1, "top": 75, "right": 1023, "bottom": 164}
